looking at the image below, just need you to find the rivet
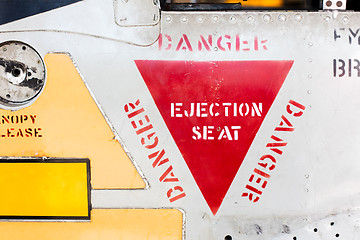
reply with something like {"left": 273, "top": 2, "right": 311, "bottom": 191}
{"left": 165, "top": 16, "right": 172, "bottom": 22}
{"left": 309, "top": 58, "right": 313, "bottom": 62}
{"left": 308, "top": 42, "right": 313, "bottom": 47}
{"left": 343, "top": 16, "right": 349, "bottom": 23}
{"left": 197, "top": 16, "right": 204, "bottom": 23}
{"left": 230, "top": 16, "right": 236, "bottom": 23}
{"left": 263, "top": 14, "right": 271, "bottom": 23}
{"left": 213, "top": 16, "right": 219, "bottom": 22}
{"left": 308, "top": 75, "right": 312, "bottom": 79}
{"left": 181, "top": 16, "right": 187, "bottom": 23}
{"left": 278, "top": 14, "right": 286, "bottom": 22}
{"left": 325, "top": 16, "right": 331, "bottom": 22}
{"left": 214, "top": 47, "right": 219, "bottom": 51}
{"left": 247, "top": 16, "right": 254, "bottom": 22}
{"left": 2, "top": 47, "right": 6, "bottom": 51}
{"left": 294, "top": 14, "right": 302, "bottom": 22}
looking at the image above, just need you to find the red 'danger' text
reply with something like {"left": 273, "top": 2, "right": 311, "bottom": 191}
{"left": 125, "top": 99, "right": 186, "bottom": 203}
{"left": 242, "top": 99, "right": 306, "bottom": 203}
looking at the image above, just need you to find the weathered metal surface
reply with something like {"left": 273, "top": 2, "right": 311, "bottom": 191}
{"left": 0, "top": 0, "right": 359, "bottom": 239}
{"left": 0, "top": 41, "right": 45, "bottom": 110}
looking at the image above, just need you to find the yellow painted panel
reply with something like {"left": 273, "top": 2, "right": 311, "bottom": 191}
{"left": 0, "top": 209, "right": 183, "bottom": 240}
{"left": 0, "top": 160, "right": 90, "bottom": 219}
{"left": 0, "top": 53, "right": 145, "bottom": 189}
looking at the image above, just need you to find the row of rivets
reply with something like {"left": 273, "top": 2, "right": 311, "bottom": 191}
{"left": 165, "top": 14, "right": 350, "bottom": 23}
{"left": 325, "top": 15, "right": 349, "bottom": 23}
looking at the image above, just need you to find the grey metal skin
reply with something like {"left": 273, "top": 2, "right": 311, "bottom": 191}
{"left": 1, "top": 0, "right": 360, "bottom": 239}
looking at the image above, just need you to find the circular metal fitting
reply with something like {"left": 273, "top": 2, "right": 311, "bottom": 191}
{"left": 247, "top": 15, "right": 254, "bottom": 22}
{"left": 165, "top": 15, "right": 172, "bottom": 22}
{"left": 294, "top": 14, "right": 302, "bottom": 22}
{"left": 278, "top": 14, "right": 286, "bottom": 22}
{"left": 263, "top": 14, "right": 272, "bottom": 23}
{"left": 197, "top": 16, "right": 204, "bottom": 23}
{"left": 0, "top": 41, "right": 46, "bottom": 110}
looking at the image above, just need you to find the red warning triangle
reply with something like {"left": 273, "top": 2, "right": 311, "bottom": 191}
{"left": 136, "top": 60, "right": 293, "bottom": 215}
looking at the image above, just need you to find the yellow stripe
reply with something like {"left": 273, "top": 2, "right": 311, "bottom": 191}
{"left": 0, "top": 209, "right": 183, "bottom": 240}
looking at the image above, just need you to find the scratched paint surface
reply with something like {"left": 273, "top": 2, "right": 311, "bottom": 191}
{"left": 0, "top": 53, "right": 145, "bottom": 189}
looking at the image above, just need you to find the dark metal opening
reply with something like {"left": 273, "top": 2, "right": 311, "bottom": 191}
{"left": 160, "top": 0, "right": 321, "bottom": 11}
{"left": 12, "top": 68, "right": 21, "bottom": 77}
{"left": 160, "top": 0, "right": 360, "bottom": 11}
{"left": 224, "top": 235, "right": 232, "bottom": 240}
